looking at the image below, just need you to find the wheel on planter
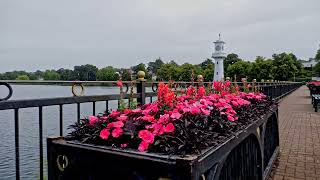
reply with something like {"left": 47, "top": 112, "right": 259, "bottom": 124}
{"left": 218, "top": 134, "right": 262, "bottom": 180}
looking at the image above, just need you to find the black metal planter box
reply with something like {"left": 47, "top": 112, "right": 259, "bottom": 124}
{"left": 47, "top": 106, "right": 279, "bottom": 180}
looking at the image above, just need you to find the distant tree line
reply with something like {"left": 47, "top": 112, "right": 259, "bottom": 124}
{"left": 1, "top": 50, "right": 320, "bottom": 82}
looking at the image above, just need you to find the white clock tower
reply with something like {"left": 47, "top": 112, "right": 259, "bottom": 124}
{"left": 212, "top": 34, "right": 226, "bottom": 81}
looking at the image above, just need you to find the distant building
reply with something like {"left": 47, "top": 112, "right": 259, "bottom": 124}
{"left": 302, "top": 58, "right": 318, "bottom": 68}
{"left": 212, "top": 34, "right": 226, "bottom": 81}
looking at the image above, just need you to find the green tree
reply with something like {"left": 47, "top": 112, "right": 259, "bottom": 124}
{"left": 178, "top": 63, "right": 202, "bottom": 81}
{"left": 147, "top": 58, "right": 164, "bottom": 75}
{"left": 131, "top": 63, "right": 149, "bottom": 79}
{"left": 226, "top": 61, "right": 252, "bottom": 81}
{"left": 43, "top": 70, "right": 60, "bottom": 80}
{"left": 315, "top": 49, "right": 320, "bottom": 61}
{"left": 57, "top": 68, "right": 77, "bottom": 81}
{"left": 120, "top": 69, "right": 132, "bottom": 81}
{"left": 272, "top": 53, "right": 299, "bottom": 81}
{"left": 16, "top": 75, "right": 30, "bottom": 80}
{"left": 74, "top": 64, "right": 98, "bottom": 81}
{"left": 224, "top": 53, "right": 242, "bottom": 72}
{"left": 199, "top": 59, "right": 214, "bottom": 81}
{"left": 97, "top": 66, "right": 118, "bottom": 81}
{"left": 250, "top": 56, "right": 274, "bottom": 81}
{"left": 313, "top": 62, "right": 320, "bottom": 77}
{"left": 157, "top": 63, "right": 180, "bottom": 81}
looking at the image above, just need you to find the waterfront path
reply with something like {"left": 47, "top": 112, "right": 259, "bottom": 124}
{"left": 271, "top": 86, "right": 320, "bottom": 180}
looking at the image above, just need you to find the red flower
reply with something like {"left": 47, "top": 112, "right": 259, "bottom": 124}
{"left": 112, "top": 128, "right": 123, "bottom": 138}
{"left": 163, "top": 123, "right": 175, "bottom": 133}
{"left": 89, "top": 116, "right": 98, "bottom": 125}
{"left": 197, "top": 87, "right": 206, "bottom": 98}
{"left": 100, "top": 129, "right": 110, "bottom": 140}
{"left": 138, "top": 130, "right": 155, "bottom": 144}
{"left": 123, "top": 109, "right": 132, "bottom": 114}
{"left": 117, "top": 80, "right": 123, "bottom": 87}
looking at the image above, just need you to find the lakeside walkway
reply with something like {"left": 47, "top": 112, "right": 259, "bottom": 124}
{"left": 271, "top": 86, "right": 320, "bottom": 180}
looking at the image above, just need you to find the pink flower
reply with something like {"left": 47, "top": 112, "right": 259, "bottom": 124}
{"left": 190, "top": 107, "right": 200, "bottom": 115}
{"left": 227, "top": 115, "right": 235, "bottom": 122}
{"left": 107, "top": 121, "right": 124, "bottom": 129}
{"left": 163, "top": 123, "right": 175, "bottom": 133}
{"left": 121, "top": 143, "right": 128, "bottom": 148}
{"left": 109, "top": 111, "right": 120, "bottom": 117}
{"left": 100, "top": 116, "right": 108, "bottom": 121}
{"left": 112, "top": 128, "right": 123, "bottom": 138}
{"left": 141, "top": 115, "right": 155, "bottom": 122}
{"left": 89, "top": 116, "right": 98, "bottom": 125}
{"left": 138, "top": 141, "right": 150, "bottom": 152}
{"left": 100, "top": 129, "right": 110, "bottom": 140}
{"left": 231, "top": 101, "right": 239, "bottom": 106}
{"left": 132, "top": 108, "right": 142, "bottom": 113}
{"left": 202, "top": 109, "right": 210, "bottom": 116}
{"left": 117, "top": 80, "right": 123, "bottom": 87}
{"left": 158, "top": 114, "right": 170, "bottom": 123}
{"left": 138, "top": 130, "right": 155, "bottom": 144}
{"left": 117, "top": 115, "right": 128, "bottom": 121}
{"left": 170, "top": 112, "right": 182, "bottom": 120}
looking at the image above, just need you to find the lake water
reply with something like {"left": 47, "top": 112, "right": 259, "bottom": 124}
{"left": 0, "top": 85, "right": 153, "bottom": 180}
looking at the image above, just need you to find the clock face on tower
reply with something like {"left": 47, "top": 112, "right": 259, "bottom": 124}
{"left": 215, "top": 45, "right": 221, "bottom": 51}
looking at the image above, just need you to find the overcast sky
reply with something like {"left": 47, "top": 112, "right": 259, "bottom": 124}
{"left": 0, "top": 0, "right": 319, "bottom": 72}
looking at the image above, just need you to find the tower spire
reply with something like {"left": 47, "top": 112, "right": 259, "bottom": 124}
{"left": 219, "top": 33, "right": 221, "bottom": 41}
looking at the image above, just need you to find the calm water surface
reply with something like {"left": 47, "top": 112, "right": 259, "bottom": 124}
{"left": 0, "top": 85, "right": 152, "bottom": 180}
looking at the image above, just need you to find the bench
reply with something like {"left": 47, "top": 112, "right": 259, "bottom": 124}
{"left": 312, "top": 94, "right": 320, "bottom": 112}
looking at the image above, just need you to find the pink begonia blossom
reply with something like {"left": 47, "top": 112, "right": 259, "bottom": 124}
{"left": 158, "top": 114, "right": 170, "bottom": 123}
{"left": 170, "top": 112, "right": 182, "bottom": 120}
{"left": 107, "top": 121, "right": 124, "bottom": 129}
{"left": 109, "top": 110, "right": 121, "bottom": 117}
{"left": 121, "top": 143, "right": 128, "bottom": 148}
{"left": 163, "top": 123, "right": 175, "bottom": 133}
{"left": 100, "top": 129, "right": 110, "bottom": 140}
{"left": 112, "top": 128, "right": 123, "bottom": 138}
{"left": 227, "top": 115, "right": 235, "bottom": 122}
{"left": 117, "top": 115, "right": 128, "bottom": 121}
{"left": 202, "top": 109, "right": 210, "bottom": 116}
{"left": 138, "top": 141, "right": 150, "bottom": 152}
{"left": 89, "top": 116, "right": 98, "bottom": 125}
{"left": 190, "top": 107, "right": 200, "bottom": 115}
{"left": 138, "top": 130, "right": 155, "bottom": 144}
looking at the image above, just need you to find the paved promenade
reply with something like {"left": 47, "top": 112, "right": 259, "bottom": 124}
{"left": 271, "top": 86, "right": 320, "bottom": 180}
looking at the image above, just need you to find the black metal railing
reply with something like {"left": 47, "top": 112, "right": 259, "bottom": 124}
{"left": 0, "top": 80, "right": 302, "bottom": 180}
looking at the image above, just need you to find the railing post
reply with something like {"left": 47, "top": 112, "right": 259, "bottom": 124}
{"left": 136, "top": 71, "right": 146, "bottom": 106}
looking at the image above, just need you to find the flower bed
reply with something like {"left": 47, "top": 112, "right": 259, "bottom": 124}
{"left": 47, "top": 81, "right": 279, "bottom": 180}
{"left": 66, "top": 81, "right": 274, "bottom": 155}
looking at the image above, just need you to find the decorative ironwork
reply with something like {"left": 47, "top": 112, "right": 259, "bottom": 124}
{"left": 71, "top": 83, "right": 84, "bottom": 96}
{"left": 0, "top": 82, "right": 13, "bottom": 101}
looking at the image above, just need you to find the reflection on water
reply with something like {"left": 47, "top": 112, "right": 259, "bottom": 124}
{"left": 0, "top": 85, "right": 153, "bottom": 179}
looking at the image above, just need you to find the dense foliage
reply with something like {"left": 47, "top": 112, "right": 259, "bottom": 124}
{"left": 67, "top": 81, "right": 275, "bottom": 155}
{"left": 0, "top": 50, "right": 318, "bottom": 82}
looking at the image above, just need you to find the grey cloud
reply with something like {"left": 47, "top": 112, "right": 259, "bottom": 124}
{"left": 0, "top": 0, "right": 319, "bottom": 72}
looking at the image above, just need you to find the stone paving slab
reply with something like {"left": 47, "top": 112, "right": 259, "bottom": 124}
{"left": 271, "top": 86, "right": 320, "bottom": 180}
